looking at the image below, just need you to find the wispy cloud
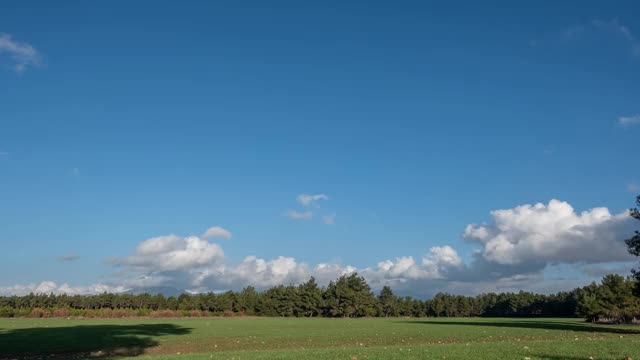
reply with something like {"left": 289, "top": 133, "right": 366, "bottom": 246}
{"left": 628, "top": 183, "right": 640, "bottom": 193}
{"left": 285, "top": 210, "right": 313, "bottom": 220}
{"left": 592, "top": 19, "right": 640, "bottom": 57}
{"left": 563, "top": 25, "right": 584, "bottom": 40}
{"left": 296, "top": 194, "right": 328, "bottom": 206}
{"left": 323, "top": 213, "right": 336, "bottom": 225}
{"left": 618, "top": 114, "right": 640, "bottom": 126}
{"left": 563, "top": 20, "right": 640, "bottom": 58}
{"left": 58, "top": 254, "right": 80, "bottom": 262}
{"left": 0, "top": 33, "right": 42, "bottom": 72}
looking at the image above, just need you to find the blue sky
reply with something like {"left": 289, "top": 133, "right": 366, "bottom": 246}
{"left": 0, "top": 1, "right": 639, "bottom": 296}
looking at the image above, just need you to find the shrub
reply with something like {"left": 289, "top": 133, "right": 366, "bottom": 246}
{"left": 14, "top": 308, "right": 31, "bottom": 317}
{"left": 30, "top": 308, "right": 50, "bottom": 318}
{"left": 99, "top": 308, "right": 113, "bottom": 318}
{"left": 137, "top": 308, "right": 151, "bottom": 317}
{"left": 150, "top": 309, "right": 180, "bottom": 318}
{"left": 112, "top": 309, "right": 132, "bottom": 318}
{"left": 52, "top": 308, "right": 70, "bottom": 317}
{"left": 69, "top": 308, "right": 87, "bottom": 317}
{"left": 0, "top": 307, "right": 15, "bottom": 317}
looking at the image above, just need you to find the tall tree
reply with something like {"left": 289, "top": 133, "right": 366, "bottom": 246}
{"left": 236, "top": 286, "right": 258, "bottom": 315}
{"left": 625, "top": 195, "right": 640, "bottom": 288}
{"left": 296, "top": 277, "right": 323, "bottom": 317}
{"left": 323, "top": 273, "right": 377, "bottom": 317}
{"left": 377, "top": 286, "right": 399, "bottom": 317}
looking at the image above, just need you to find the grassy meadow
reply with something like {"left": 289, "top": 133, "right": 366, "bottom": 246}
{"left": 1, "top": 317, "right": 639, "bottom": 360}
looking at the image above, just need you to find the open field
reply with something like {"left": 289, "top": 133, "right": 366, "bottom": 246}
{"left": 1, "top": 317, "right": 639, "bottom": 360}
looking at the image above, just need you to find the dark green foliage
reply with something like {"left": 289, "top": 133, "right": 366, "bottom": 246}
{"left": 625, "top": 195, "right": 640, "bottom": 290}
{"left": 322, "top": 274, "right": 377, "bottom": 317}
{"left": 576, "top": 274, "right": 640, "bottom": 323}
{"left": 377, "top": 286, "right": 399, "bottom": 317}
{"left": 0, "top": 273, "right": 638, "bottom": 322}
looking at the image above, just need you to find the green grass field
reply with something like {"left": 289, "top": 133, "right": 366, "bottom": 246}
{"left": 1, "top": 317, "right": 639, "bottom": 360}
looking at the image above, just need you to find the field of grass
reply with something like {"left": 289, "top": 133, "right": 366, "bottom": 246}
{"left": 1, "top": 317, "right": 639, "bottom": 360}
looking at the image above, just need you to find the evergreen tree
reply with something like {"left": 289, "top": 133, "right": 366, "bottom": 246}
{"left": 625, "top": 195, "right": 640, "bottom": 290}
{"left": 377, "top": 286, "right": 399, "bottom": 317}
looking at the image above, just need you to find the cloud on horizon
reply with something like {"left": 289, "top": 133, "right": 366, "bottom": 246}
{"left": 2, "top": 199, "right": 636, "bottom": 297}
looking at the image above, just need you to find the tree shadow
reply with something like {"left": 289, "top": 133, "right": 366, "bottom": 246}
{"left": 399, "top": 319, "right": 640, "bottom": 335}
{"left": 0, "top": 323, "right": 192, "bottom": 359}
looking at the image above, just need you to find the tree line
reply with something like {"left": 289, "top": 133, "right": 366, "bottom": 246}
{"left": 1, "top": 273, "right": 638, "bottom": 322}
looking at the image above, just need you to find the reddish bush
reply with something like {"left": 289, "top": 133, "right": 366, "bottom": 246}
{"left": 223, "top": 310, "right": 234, "bottom": 317}
{"left": 150, "top": 309, "right": 180, "bottom": 318}
{"left": 99, "top": 308, "right": 114, "bottom": 318}
{"left": 112, "top": 309, "right": 132, "bottom": 318}
{"left": 52, "top": 308, "right": 70, "bottom": 317}
{"left": 189, "top": 310, "right": 202, "bottom": 317}
{"left": 30, "top": 308, "right": 50, "bottom": 318}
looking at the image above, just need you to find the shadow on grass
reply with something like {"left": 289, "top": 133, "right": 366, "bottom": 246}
{"left": 0, "top": 323, "right": 192, "bottom": 359}
{"left": 400, "top": 319, "right": 640, "bottom": 335}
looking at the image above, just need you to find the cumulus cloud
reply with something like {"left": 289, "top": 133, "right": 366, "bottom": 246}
{"left": 463, "top": 199, "right": 634, "bottom": 266}
{"left": 58, "top": 254, "right": 80, "bottom": 262}
{"left": 108, "top": 234, "right": 225, "bottom": 272}
{"left": 0, "top": 33, "right": 42, "bottom": 72}
{"left": 296, "top": 194, "right": 328, "bottom": 206}
{"left": 619, "top": 115, "right": 640, "bottom": 127}
{"left": 202, "top": 226, "right": 232, "bottom": 240}
{"left": 285, "top": 210, "right": 313, "bottom": 220}
{"left": 4, "top": 200, "right": 635, "bottom": 297}
{"left": 197, "top": 256, "right": 311, "bottom": 289}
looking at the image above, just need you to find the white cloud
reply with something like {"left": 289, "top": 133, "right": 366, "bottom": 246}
{"left": 4, "top": 199, "right": 635, "bottom": 297}
{"left": 0, "top": 33, "right": 42, "bottom": 72}
{"left": 296, "top": 194, "right": 328, "bottom": 206}
{"left": 628, "top": 183, "right": 640, "bottom": 193}
{"left": 464, "top": 199, "right": 634, "bottom": 265}
{"left": 285, "top": 210, "right": 313, "bottom": 220}
{"left": 323, "top": 213, "right": 336, "bottom": 225}
{"left": 108, "top": 234, "right": 225, "bottom": 272}
{"left": 199, "top": 256, "right": 311, "bottom": 289}
{"left": 618, "top": 115, "right": 640, "bottom": 127}
{"left": 202, "top": 226, "right": 232, "bottom": 240}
